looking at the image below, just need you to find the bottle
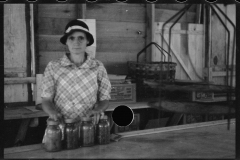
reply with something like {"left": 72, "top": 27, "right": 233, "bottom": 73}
{"left": 64, "top": 118, "right": 79, "bottom": 149}
{"left": 79, "top": 117, "right": 95, "bottom": 147}
{"left": 42, "top": 118, "right": 62, "bottom": 152}
{"left": 96, "top": 115, "right": 110, "bottom": 145}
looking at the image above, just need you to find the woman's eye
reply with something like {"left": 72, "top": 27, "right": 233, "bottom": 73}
{"left": 69, "top": 37, "right": 74, "bottom": 41}
{"left": 78, "top": 37, "right": 84, "bottom": 41}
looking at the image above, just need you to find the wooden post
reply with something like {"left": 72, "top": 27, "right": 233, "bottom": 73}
{"left": 146, "top": 4, "right": 155, "bottom": 62}
{"left": 25, "top": 4, "right": 33, "bottom": 104}
{"left": 235, "top": 4, "right": 240, "bottom": 159}
{"left": 77, "top": 4, "right": 86, "bottom": 19}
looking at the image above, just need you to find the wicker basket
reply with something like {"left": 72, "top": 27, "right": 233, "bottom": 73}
{"left": 127, "top": 42, "right": 177, "bottom": 83}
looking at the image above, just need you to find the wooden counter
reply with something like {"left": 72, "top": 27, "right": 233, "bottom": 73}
{"left": 4, "top": 119, "right": 235, "bottom": 159}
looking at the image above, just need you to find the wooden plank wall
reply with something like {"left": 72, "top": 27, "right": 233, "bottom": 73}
{"left": 4, "top": 4, "right": 29, "bottom": 103}
{"left": 86, "top": 3, "right": 146, "bottom": 75}
{"left": 155, "top": 4, "right": 197, "bottom": 23}
{"left": 153, "top": 4, "right": 199, "bottom": 81}
{"left": 155, "top": 22, "right": 204, "bottom": 81}
{"left": 37, "top": 4, "right": 78, "bottom": 73}
{"left": 37, "top": 4, "right": 146, "bottom": 75}
{"left": 211, "top": 4, "right": 236, "bottom": 87}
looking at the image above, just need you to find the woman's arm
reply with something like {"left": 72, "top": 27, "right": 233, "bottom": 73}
{"left": 42, "top": 97, "right": 63, "bottom": 122}
{"left": 88, "top": 100, "right": 109, "bottom": 124}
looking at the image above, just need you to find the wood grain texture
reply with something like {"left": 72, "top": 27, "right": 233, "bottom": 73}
{"left": 187, "top": 24, "right": 204, "bottom": 81}
{"left": 4, "top": 4, "right": 28, "bottom": 103}
{"left": 86, "top": 4, "right": 145, "bottom": 23}
{"left": 155, "top": 22, "right": 189, "bottom": 80}
{"left": 96, "top": 21, "right": 146, "bottom": 38}
{"left": 4, "top": 121, "right": 235, "bottom": 159}
{"left": 37, "top": 17, "right": 71, "bottom": 35}
{"left": 211, "top": 4, "right": 226, "bottom": 67}
{"left": 4, "top": 77, "right": 36, "bottom": 84}
{"left": 155, "top": 4, "right": 197, "bottom": 12}
{"left": 97, "top": 37, "right": 145, "bottom": 53}
{"left": 155, "top": 8, "right": 196, "bottom": 23}
{"left": 35, "top": 74, "right": 43, "bottom": 105}
{"left": 155, "top": 22, "right": 205, "bottom": 81}
{"left": 146, "top": 4, "right": 155, "bottom": 62}
{"left": 77, "top": 4, "right": 86, "bottom": 19}
{"left": 37, "top": 4, "right": 77, "bottom": 18}
{"left": 225, "top": 4, "right": 236, "bottom": 87}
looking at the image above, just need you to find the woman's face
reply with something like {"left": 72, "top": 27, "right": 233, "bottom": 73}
{"left": 66, "top": 31, "right": 89, "bottom": 55}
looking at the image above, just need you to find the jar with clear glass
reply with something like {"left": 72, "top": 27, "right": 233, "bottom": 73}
{"left": 42, "top": 118, "right": 62, "bottom": 152}
{"left": 96, "top": 115, "right": 110, "bottom": 144}
{"left": 64, "top": 118, "right": 79, "bottom": 149}
{"left": 79, "top": 117, "right": 95, "bottom": 147}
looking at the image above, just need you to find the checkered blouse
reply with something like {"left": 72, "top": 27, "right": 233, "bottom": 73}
{"left": 41, "top": 53, "right": 111, "bottom": 119}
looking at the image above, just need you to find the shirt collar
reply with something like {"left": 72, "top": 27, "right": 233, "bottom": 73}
{"left": 60, "top": 53, "right": 97, "bottom": 68}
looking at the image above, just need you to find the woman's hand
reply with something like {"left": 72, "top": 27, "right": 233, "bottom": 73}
{"left": 49, "top": 110, "right": 63, "bottom": 123}
{"left": 87, "top": 110, "right": 104, "bottom": 125}
{"left": 42, "top": 97, "right": 64, "bottom": 123}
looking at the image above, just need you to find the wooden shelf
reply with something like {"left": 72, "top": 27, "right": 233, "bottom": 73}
{"left": 4, "top": 102, "right": 151, "bottom": 120}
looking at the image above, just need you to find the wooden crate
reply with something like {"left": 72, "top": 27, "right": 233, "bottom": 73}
{"left": 110, "top": 83, "right": 136, "bottom": 103}
{"left": 183, "top": 114, "right": 225, "bottom": 124}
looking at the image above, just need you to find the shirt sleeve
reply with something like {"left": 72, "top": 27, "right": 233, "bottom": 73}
{"left": 97, "top": 64, "right": 111, "bottom": 101}
{"left": 41, "top": 62, "right": 55, "bottom": 98}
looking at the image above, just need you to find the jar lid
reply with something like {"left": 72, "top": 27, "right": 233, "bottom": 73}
{"left": 47, "top": 118, "right": 59, "bottom": 125}
{"left": 64, "top": 118, "right": 78, "bottom": 123}
{"left": 100, "top": 115, "right": 108, "bottom": 120}
{"left": 81, "top": 117, "right": 91, "bottom": 121}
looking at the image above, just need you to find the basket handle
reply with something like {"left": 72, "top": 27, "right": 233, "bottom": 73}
{"left": 137, "top": 42, "right": 172, "bottom": 62}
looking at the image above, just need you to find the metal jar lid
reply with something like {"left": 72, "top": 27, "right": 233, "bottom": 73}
{"left": 100, "top": 115, "right": 108, "bottom": 120}
{"left": 64, "top": 118, "right": 78, "bottom": 123}
{"left": 81, "top": 117, "right": 92, "bottom": 121}
{"left": 47, "top": 118, "right": 59, "bottom": 125}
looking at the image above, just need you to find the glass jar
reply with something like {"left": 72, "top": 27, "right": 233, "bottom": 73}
{"left": 96, "top": 115, "right": 110, "bottom": 145}
{"left": 63, "top": 118, "right": 79, "bottom": 149}
{"left": 79, "top": 117, "right": 95, "bottom": 147}
{"left": 42, "top": 118, "right": 62, "bottom": 152}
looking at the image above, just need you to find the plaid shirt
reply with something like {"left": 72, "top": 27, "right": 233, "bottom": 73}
{"left": 41, "top": 53, "right": 111, "bottom": 119}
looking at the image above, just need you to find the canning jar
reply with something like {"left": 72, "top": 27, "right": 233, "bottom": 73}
{"left": 42, "top": 118, "right": 62, "bottom": 152}
{"left": 79, "top": 117, "right": 95, "bottom": 147}
{"left": 63, "top": 118, "right": 79, "bottom": 149}
{"left": 96, "top": 115, "right": 110, "bottom": 144}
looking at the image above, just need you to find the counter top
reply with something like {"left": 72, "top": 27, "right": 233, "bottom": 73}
{"left": 4, "top": 119, "right": 235, "bottom": 159}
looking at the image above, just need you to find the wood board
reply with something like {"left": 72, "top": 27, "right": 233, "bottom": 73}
{"left": 154, "top": 22, "right": 205, "bottom": 81}
{"left": 4, "top": 4, "right": 29, "bottom": 103}
{"left": 155, "top": 8, "right": 196, "bottom": 23}
{"left": 37, "top": 4, "right": 77, "bottom": 18}
{"left": 86, "top": 4, "right": 145, "bottom": 23}
{"left": 4, "top": 120, "right": 235, "bottom": 159}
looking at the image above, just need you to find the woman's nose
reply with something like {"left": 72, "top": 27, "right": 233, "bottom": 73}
{"left": 73, "top": 38, "right": 81, "bottom": 44}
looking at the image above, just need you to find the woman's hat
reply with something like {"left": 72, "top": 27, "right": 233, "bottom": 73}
{"left": 60, "top": 19, "right": 94, "bottom": 46}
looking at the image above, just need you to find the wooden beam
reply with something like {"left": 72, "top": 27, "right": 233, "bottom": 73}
{"left": 155, "top": 29, "right": 203, "bottom": 35}
{"left": 146, "top": 4, "right": 155, "bottom": 62}
{"left": 4, "top": 68, "right": 26, "bottom": 73}
{"left": 4, "top": 77, "right": 36, "bottom": 84}
{"left": 212, "top": 71, "right": 236, "bottom": 77}
{"left": 77, "top": 4, "right": 86, "bottom": 19}
{"left": 14, "top": 119, "right": 30, "bottom": 146}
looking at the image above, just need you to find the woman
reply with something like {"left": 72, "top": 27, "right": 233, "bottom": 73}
{"left": 41, "top": 19, "right": 111, "bottom": 125}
